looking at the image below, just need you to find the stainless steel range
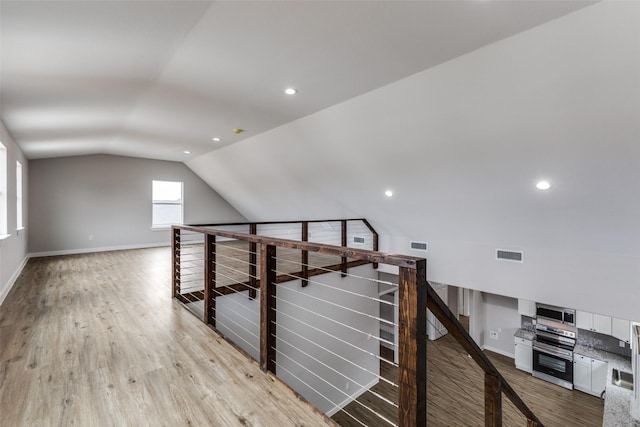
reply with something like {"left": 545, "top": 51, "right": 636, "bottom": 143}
{"left": 532, "top": 320, "right": 576, "bottom": 390}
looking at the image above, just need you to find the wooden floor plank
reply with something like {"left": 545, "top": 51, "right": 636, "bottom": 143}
{"left": 0, "top": 248, "right": 333, "bottom": 427}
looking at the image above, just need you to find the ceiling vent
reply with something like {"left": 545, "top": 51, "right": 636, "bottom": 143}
{"left": 496, "top": 249, "right": 524, "bottom": 263}
{"left": 410, "top": 241, "right": 428, "bottom": 251}
{"left": 353, "top": 236, "right": 365, "bottom": 244}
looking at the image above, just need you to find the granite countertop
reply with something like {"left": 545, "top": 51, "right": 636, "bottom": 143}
{"left": 514, "top": 328, "right": 536, "bottom": 341}
{"left": 574, "top": 345, "right": 635, "bottom": 427}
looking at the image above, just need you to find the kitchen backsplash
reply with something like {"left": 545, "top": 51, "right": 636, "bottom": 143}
{"left": 577, "top": 328, "right": 632, "bottom": 359}
{"left": 520, "top": 316, "right": 631, "bottom": 359}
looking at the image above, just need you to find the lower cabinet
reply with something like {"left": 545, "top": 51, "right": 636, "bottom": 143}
{"left": 573, "top": 353, "right": 608, "bottom": 397}
{"left": 514, "top": 337, "right": 533, "bottom": 373}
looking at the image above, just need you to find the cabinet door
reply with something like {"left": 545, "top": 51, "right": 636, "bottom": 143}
{"left": 514, "top": 339, "right": 532, "bottom": 373}
{"left": 591, "top": 359, "right": 608, "bottom": 397}
{"left": 593, "top": 314, "right": 612, "bottom": 335}
{"left": 573, "top": 356, "right": 591, "bottom": 392}
{"left": 612, "top": 318, "right": 631, "bottom": 343}
{"left": 518, "top": 299, "right": 536, "bottom": 317}
{"left": 576, "top": 311, "right": 592, "bottom": 331}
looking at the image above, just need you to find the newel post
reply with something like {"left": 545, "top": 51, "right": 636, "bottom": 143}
{"left": 171, "top": 227, "right": 180, "bottom": 299}
{"left": 398, "top": 259, "right": 427, "bottom": 426}
{"left": 485, "top": 372, "right": 502, "bottom": 427}
{"left": 260, "top": 244, "right": 277, "bottom": 373}
{"left": 204, "top": 233, "right": 216, "bottom": 327}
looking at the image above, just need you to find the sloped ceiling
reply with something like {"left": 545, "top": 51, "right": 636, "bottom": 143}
{"left": 186, "top": 2, "right": 640, "bottom": 320}
{"left": 1, "top": 0, "right": 594, "bottom": 160}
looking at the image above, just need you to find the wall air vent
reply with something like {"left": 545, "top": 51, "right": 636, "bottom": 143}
{"left": 410, "top": 241, "right": 428, "bottom": 251}
{"left": 353, "top": 236, "right": 365, "bottom": 244}
{"left": 496, "top": 249, "right": 524, "bottom": 263}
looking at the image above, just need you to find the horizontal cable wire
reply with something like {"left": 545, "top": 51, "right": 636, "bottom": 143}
{"left": 272, "top": 269, "right": 397, "bottom": 308}
{"left": 274, "top": 284, "right": 396, "bottom": 329}
{"left": 210, "top": 315, "right": 259, "bottom": 355}
{"left": 210, "top": 285, "right": 260, "bottom": 319}
{"left": 213, "top": 251, "right": 258, "bottom": 268}
{"left": 272, "top": 323, "right": 399, "bottom": 394}
{"left": 271, "top": 350, "right": 396, "bottom": 427}
{"left": 273, "top": 300, "right": 398, "bottom": 366}
{"left": 215, "top": 311, "right": 259, "bottom": 342}
{"left": 213, "top": 261, "right": 259, "bottom": 281}
{"left": 273, "top": 255, "right": 396, "bottom": 287}
{"left": 212, "top": 269, "right": 259, "bottom": 289}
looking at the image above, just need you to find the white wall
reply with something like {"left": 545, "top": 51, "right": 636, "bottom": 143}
{"left": 478, "top": 293, "right": 521, "bottom": 358}
{"left": 216, "top": 264, "right": 380, "bottom": 416}
{"left": 188, "top": 2, "right": 640, "bottom": 321}
{"left": 28, "top": 154, "right": 246, "bottom": 254}
{"left": 0, "top": 120, "right": 29, "bottom": 304}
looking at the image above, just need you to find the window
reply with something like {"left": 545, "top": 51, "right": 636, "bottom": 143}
{"left": 152, "top": 180, "right": 183, "bottom": 228}
{"left": 16, "top": 161, "right": 23, "bottom": 230}
{"left": 0, "top": 142, "right": 6, "bottom": 235}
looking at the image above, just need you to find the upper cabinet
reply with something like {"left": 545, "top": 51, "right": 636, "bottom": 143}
{"left": 517, "top": 299, "right": 536, "bottom": 318}
{"left": 612, "top": 318, "right": 631, "bottom": 343}
{"left": 577, "top": 310, "right": 612, "bottom": 335}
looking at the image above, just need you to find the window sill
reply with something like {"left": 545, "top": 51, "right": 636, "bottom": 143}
{"left": 151, "top": 226, "right": 171, "bottom": 231}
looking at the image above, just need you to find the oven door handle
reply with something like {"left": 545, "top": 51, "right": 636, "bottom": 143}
{"left": 533, "top": 345, "right": 574, "bottom": 361}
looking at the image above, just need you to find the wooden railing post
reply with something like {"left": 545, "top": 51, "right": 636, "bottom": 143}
{"left": 172, "top": 227, "right": 180, "bottom": 298}
{"left": 260, "top": 244, "right": 277, "bottom": 373}
{"left": 204, "top": 233, "right": 216, "bottom": 327}
{"left": 398, "top": 260, "right": 427, "bottom": 426}
{"left": 249, "top": 224, "right": 258, "bottom": 299}
{"left": 340, "top": 220, "right": 347, "bottom": 277}
{"left": 485, "top": 373, "right": 502, "bottom": 427}
{"left": 301, "top": 222, "right": 309, "bottom": 287}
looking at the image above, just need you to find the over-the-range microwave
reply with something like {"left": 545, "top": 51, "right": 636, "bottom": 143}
{"left": 536, "top": 303, "right": 576, "bottom": 327}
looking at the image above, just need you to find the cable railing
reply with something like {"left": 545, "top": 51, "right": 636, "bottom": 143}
{"left": 171, "top": 220, "right": 542, "bottom": 427}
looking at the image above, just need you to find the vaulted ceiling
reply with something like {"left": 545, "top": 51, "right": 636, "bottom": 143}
{"left": 1, "top": 0, "right": 595, "bottom": 160}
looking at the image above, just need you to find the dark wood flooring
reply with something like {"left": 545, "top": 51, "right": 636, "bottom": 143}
{"left": 332, "top": 315, "right": 604, "bottom": 426}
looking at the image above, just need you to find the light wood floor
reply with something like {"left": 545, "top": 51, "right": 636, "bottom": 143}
{"left": 0, "top": 248, "right": 332, "bottom": 427}
{"left": 1, "top": 247, "right": 605, "bottom": 427}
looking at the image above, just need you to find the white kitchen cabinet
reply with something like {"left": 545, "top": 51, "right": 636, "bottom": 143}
{"left": 517, "top": 299, "right": 536, "bottom": 318}
{"left": 514, "top": 337, "right": 532, "bottom": 373}
{"left": 573, "top": 355, "right": 591, "bottom": 392}
{"left": 573, "top": 353, "right": 608, "bottom": 397}
{"left": 577, "top": 310, "right": 612, "bottom": 335}
{"left": 612, "top": 318, "right": 631, "bottom": 343}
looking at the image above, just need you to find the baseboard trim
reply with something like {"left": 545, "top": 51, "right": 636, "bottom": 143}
{"left": 482, "top": 344, "right": 514, "bottom": 359}
{"left": 325, "top": 376, "right": 379, "bottom": 417}
{"left": 29, "top": 242, "right": 170, "bottom": 259}
{"left": 0, "top": 255, "right": 30, "bottom": 306}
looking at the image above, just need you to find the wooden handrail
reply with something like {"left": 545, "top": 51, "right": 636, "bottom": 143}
{"left": 424, "top": 279, "right": 544, "bottom": 427}
{"left": 172, "top": 221, "right": 541, "bottom": 427}
{"left": 173, "top": 225, "right": 419, "bottom": 269}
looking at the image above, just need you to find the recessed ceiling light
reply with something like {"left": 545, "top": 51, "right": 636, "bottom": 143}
{"left": 183, "top": 151, "right": 191, "bottom": 154}
{"left": 212, "top": 137, "right": 221, "bottom": 142}
{"left": 385, "top": 190, "right": 393, "bottom": 197}
{"left": 284, "top": 88, "right": 297, "bottom": 95}
{"left": 536, "top": 180, "right": 552, "bottom": 190}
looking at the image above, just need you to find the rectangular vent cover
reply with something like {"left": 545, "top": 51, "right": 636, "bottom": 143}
{"left": 496, "top": 249, "right": 524, "bottom": 263}
{"left": 410, "top": 241, "right": 428, "bottom": 251}
{"left": 353, "top": 236, "right": 365, "bottom": 244}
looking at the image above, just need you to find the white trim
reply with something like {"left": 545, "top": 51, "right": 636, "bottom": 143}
{"left": 482, "top": 344, "right": 514, "bottom": 359}
{"left": 324, "top": 376, "right": 380, "bottom": 417}
{"left": 0, "top": 255, "right": 29, "bottom": 306}
{"left": 29, "top": 242, "right": 170, "bottom": 258}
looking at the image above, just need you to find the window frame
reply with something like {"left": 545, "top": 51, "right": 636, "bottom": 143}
{"left": 16, "top": 160, "right": 23, "bottom": 230}
{"left": 0, "top": 142, "right": 7, "bottom": 236}
{"left": 151, "top": 180, "right": 184, "bottom": 229}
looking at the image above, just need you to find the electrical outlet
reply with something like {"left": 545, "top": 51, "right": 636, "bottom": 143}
{"left": 88, "top": 235, "right": 93, "bottom": 241}
{"left": 619, "top": 340, "right": 626, "bottom": 348}
{"left": 490, "top": 331, "right": 499, "bottom": 340}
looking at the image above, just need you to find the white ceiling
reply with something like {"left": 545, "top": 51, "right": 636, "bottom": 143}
{"left": 0, "top": 0, "right": 596, "bottom": 161}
